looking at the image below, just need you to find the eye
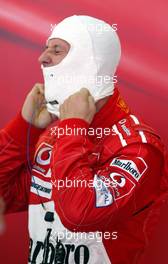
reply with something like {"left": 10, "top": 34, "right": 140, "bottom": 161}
{"left": 55, "top": 49, "right": 63, "bottom": 54}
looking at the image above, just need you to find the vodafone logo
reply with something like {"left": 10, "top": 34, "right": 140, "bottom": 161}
{"left": 36, "top": 147, "right": 52, "bottom": 166}
{"left": 33, "top": 142, "right": 53, "bottom": 178}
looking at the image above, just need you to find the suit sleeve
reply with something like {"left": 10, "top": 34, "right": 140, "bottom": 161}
{"left": 0, "top": 113, "right": 44, "bottom": 213}
{"left": 51, "top": 118, "right": 164, "bottom": 232}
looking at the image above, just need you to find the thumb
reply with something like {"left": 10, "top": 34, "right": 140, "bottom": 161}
{"left": 80, "top": 88, "right": 91, "bottom": 98}
{"left": 88, "top": 95, "right": 95, "bottom": 104}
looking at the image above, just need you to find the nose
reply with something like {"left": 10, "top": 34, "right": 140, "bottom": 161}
{"left": 38, "top": 51, "right": 52, "bottom": 67}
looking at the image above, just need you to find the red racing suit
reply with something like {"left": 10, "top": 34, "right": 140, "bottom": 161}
{"left": 0, "top": 88, "right": 168, "bottom": 264}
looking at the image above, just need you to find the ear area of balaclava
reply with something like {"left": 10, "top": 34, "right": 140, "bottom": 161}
{"left": 78, "top": 15, "right": 121, "bottom": 79}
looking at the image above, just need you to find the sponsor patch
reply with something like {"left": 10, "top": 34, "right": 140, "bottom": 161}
{"left": 110, "top": 156, "right": 148, "bottom": 182}
{"left": 31, "top": 176, "right": 52, "bottom": 199}
{"left": 118, "top": 119, "right": 131, "bottom": 136}
{"left": 109, "top": 173, "right": 135, "bottom": 200}
{"left": 117, "top": 96, "right": 129, "bottom": 113}
{"left": 93, "top": 175, "right": 113, "bottom": 207}
{"left": 32, "top": 142, "right": 53, "bottom": 178}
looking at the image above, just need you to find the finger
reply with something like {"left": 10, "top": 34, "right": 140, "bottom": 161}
{"left": 33, "top": 83, "right": 44, "bottom": 95}
{"left": 88, "top": 94, "right": 95, "bottom": 102}
{"left": 59, "top": 104, "right": 65, "bottom": 119}
{"left": 79, "top": 88, "right": 91, "bottom": 98}
{"left": 88, "top": 95, "right": 95, "bottom": 108}
{"left": 38, "top": 84, "right": 44, "bottom": 95}
{"left": 35, "top": 83, "right": 44, "bottom": 88}
{"left": 59, "top": 104, "right": 63, "bottom": 114}
{"left": 36, "top": 83, "right": 44, "bottom": 94}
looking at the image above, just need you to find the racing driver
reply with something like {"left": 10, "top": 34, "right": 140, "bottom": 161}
{"left": 0, "top": 15, "right": 168, "bottom": 264}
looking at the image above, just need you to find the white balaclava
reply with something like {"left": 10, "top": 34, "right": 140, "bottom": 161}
{"left": 42, "top": 15, "right": 121, "bottom": 116}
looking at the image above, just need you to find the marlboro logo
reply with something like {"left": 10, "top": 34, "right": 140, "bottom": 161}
{"left": 110, "top": 157, "right": 147, "bottom": 181}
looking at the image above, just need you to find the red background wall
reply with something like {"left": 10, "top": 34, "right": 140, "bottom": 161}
{"left": 0, "top": 0, "right": 168, "bottom": 263}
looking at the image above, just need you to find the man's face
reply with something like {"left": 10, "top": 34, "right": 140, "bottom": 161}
{"left": 38, "top": 38, "right": 70, "bottom": 67}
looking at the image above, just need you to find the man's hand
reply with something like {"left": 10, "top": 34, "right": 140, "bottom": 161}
{"left": 59, "top": 88, "right": 96, "bottom": 124}
{"left": 22, "top": 83, "right": 54, "bottom": 129}
{"left": 0, "top": 197, "right": 5, "bottom": 235}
